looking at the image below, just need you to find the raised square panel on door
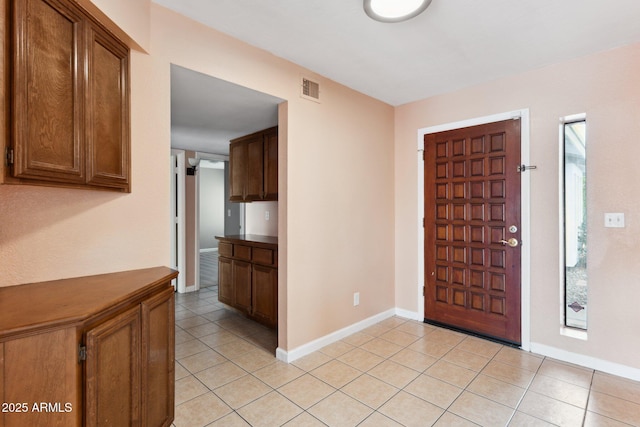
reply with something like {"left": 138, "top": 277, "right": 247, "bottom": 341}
{"left": 12, "top": 0, "right": 85, "bottom": 183}
{"left": 86, "top": 26, "right": 130, "bottom": 190}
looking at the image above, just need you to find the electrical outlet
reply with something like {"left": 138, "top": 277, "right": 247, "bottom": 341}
{"left": 265, "top": 211, "right": 270, "bottom": 221}
{"left": 353, "top": 292, "right": 360, "bottom": 306}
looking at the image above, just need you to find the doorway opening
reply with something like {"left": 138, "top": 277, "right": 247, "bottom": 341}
{"left": 168, "top": 64, "right": 285, "bottom": 355}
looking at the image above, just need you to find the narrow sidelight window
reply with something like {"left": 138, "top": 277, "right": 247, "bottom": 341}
{"left": 562, "top": 116, "right": 587, "bottom": 329}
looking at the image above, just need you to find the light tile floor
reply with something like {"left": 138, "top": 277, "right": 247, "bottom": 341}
{"left": 172, "top": 287, "right": 640, "bottom": 427}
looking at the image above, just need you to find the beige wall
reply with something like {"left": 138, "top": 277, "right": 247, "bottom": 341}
{"left": 0, "top": 4, "right": 396, "bottom": 355}
{"left": 81, "top": 0, "right": 150, "bottom": 51}
{"left": 7, "top": 0, "right": 637, "bottom": 374}
{"left": 0, "top": 46, "right": 170, "bottom": 286}
{"left": 149, "top": 5, "right": 395, "bottom": 350}
{"left": 395, "top": 43, "right": 640, "bottom": 372}
{"left": 246, "top": 201, "right": 278, "bottom": 236}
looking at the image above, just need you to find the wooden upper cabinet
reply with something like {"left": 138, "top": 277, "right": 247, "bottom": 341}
{"left": 5, "top": 0, "right": 131, "bottom": 192}
{"left": 229, "top": 126, "right": 278, "bottom": 202}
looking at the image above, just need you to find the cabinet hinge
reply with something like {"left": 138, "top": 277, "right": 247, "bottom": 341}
{"left": 5, "top": 148, "right": 13, "bottom": 166}
{"left": 78, "top": 345, "right": 87, "bottom": 362}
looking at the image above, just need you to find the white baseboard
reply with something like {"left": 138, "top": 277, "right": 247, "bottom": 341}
{"left": 530, "top": 342, "right": 640, "bottom": 382}
{"left": 276, "top": 309, "right": 397, "bottom": 363}
{"left": 394, "top": 307, "right": 422, "bottom": 321}
{"left": 273, "top": 308, "right": 640, "bottom": 383}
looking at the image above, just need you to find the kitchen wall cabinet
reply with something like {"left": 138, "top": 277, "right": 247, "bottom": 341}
{"left": 0, "top": 267, "right": 177, "bottom": 427}
{"left": 229, "top": 127, "right": 277, "bottom": 202}
{"left": 2, "top": 0, "right": 130, "bottom": 192}
{"left": 216, "top": 235, "right": 278, "bottom": 328}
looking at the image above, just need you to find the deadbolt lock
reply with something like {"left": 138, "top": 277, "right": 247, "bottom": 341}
{"left": 509, "top": 225, "right": 518, "bottom": 233}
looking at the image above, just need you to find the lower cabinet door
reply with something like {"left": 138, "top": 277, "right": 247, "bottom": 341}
{"left": 85, "top": 306, "right": 141, "bottom": 427}
{"left": 233, "top": 260, "right": 252, "bottom": 313}
{"left": 141, "top": 288, "right": 175, "bottom": 427}
{"left": 252, "top": 265, "right": 277, "bottom": 328}
{"left": 2, "top": 328, "right": 80, "bottom": 427}
{"left": 218, "top": 256, "right": 234, "bottom": 306}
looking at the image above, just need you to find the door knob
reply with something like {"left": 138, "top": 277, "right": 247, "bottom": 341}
{"left": 500, "top": 238, "right": 519, "bottom": 247}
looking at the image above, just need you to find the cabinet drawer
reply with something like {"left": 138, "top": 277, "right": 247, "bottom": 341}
{"left": 252, "top": 248, "right": 275, "bottom": 266}
{"left": 219, "top": 242, "right": 233, "bottom": 257}
{"left": 234, "top": 245, "right": 252, "bottom": 260}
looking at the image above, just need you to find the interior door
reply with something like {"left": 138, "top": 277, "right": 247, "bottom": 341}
{"left": 424, "top": 119, "right": 521, "bottom": 344}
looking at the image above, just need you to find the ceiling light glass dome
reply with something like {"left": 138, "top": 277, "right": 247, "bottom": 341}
{"left": 364, "top": 0, "right": 433, "bottom": 23}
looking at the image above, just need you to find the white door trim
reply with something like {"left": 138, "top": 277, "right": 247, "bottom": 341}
{"left": 171, "top": 149, "right": 187, "bottom": 293}
{"left": 417, "top": 109, "right": 531, "bottom": 351}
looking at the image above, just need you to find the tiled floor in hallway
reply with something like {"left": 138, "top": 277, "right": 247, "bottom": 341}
{"left": 172, "top": 287, "right": 640, "bottom": 427}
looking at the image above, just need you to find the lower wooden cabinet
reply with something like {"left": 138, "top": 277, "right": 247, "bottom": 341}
{"left": 0, "top": 267, "right": 177, "bottom": 427}
{"left": 216, "top": 235, "right": 278, "bottom": 328}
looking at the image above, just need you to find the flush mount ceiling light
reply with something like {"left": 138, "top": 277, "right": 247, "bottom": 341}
{"left": 364, "top": 0, "right": 433, "bottom": 23}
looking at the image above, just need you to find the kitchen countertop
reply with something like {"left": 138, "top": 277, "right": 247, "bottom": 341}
{"left": 215, "top": 234, "right": 278, "bottom": 246}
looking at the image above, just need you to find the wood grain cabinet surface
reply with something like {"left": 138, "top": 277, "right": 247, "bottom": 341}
{"left": 0, "top": 267, "right": 177, "bottom": 427}
{"left": 216, "top": 235, "right": 278, "bottom": 328}
{"left": 2, "top": 0, "right": 130, "bottom": 192}
{"left": 229, "top": 127, "right": 278, "bottom": 202}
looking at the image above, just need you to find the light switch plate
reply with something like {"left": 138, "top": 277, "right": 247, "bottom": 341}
{"left": 604, "top": 213, "right": 625, "bottom": 228}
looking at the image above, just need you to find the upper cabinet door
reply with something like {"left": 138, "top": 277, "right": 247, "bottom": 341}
{"left": 12, "top": 0, "right": 86, "bottom": 183}
{"left": 245, "top": 135, "right": 265, "bottom": 201}
{"left": 263, "top": 128, "right": 278, "bottom": 201}
{"left": 86, "top": 26, "right": 130, "bottom": 190}
{"left": 229, "top": 141, "right": 247, "bottom": 202}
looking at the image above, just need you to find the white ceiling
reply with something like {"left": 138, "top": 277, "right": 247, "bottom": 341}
{"left": 170, "top": 65, "right": 282, "bottom": 154}
{"left": 163, "top": 0, "right": 640, "bottom": 153}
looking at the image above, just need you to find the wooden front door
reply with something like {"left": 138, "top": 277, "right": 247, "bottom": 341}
{"left": 424, "top": 119, "right": 522, "bottom": 344}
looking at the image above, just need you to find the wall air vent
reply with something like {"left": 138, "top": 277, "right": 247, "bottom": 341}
{"left": 301, "top": 77, "right": 320, "bottom": 102}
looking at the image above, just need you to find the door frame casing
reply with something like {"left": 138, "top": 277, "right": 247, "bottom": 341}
{"left": 417, "top": 109, "right": 531, "bottom": 351}
{"left": 171, "top": 149, "right": 186, "bottom": 293}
